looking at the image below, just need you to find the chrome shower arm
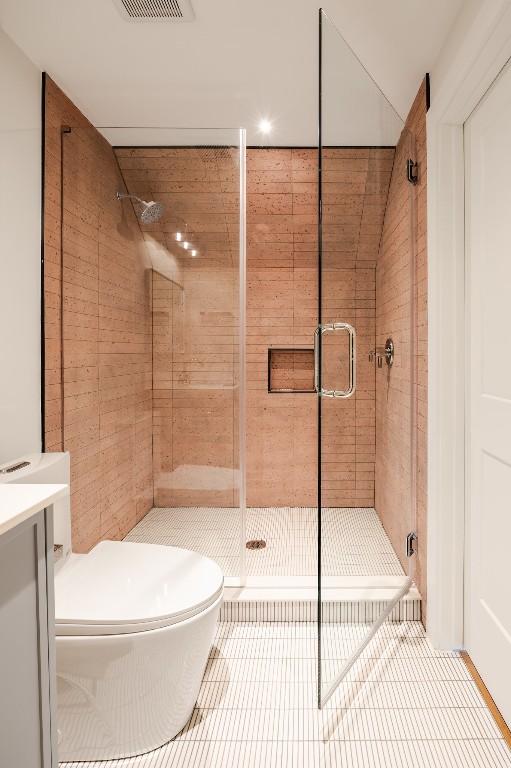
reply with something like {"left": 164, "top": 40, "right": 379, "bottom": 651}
{"left": 116, "top": 191, "right": 145, "bottom": 205}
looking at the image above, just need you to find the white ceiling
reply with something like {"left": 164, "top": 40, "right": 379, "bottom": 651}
{"left": 0, "top": 0, "right": 463, "bottom": 145}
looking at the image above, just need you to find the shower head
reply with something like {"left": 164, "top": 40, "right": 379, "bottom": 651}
{"left": 139, "top": 200, "right": 164, "bottom": 224}
{"left": 116, "top": 192, "right": 164, "bottom": 224}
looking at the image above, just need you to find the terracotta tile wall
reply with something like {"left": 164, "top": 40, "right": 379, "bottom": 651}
{"left": 246, "top": 149, "right": 318, "bottom": 506}
{"left": 411, "top": 80, "right": 428, "bottom": 618}
{"left": 43, "top": 78, "right": 153, "bottom": 553}
{"left": 115, "top": 147, "right": 241, "bottom": 508}
{"left": 247, "top": 148, "right": 393, "bottom": 507}
{"left": 375, "top": 79, "right": 428, "bottom": 614}
{"left": 320, "top": 148, "right": 394, "bottom": 507}
{"left": 113, "top": 146, "right": 393, "bottom": 510}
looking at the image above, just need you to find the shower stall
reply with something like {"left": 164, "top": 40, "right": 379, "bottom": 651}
{"left": 97, "top": 128, "right": 245, "bottom": 585}
{"left": 44, "top": 8, "right": 418, "bottom": 711}
{"left": 100, "top": 127, "right": 248, "bottom": 583}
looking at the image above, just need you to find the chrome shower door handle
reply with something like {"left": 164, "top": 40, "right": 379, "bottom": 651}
{"left": 313, "top": 322, "right": 356, "bottom": 398}
{"left": 314, "top": 326, "right": 321, "bottom": 394}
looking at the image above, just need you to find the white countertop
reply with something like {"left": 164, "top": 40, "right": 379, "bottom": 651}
{"left": 0, "top": 483, "right": 68, "bottom": 536}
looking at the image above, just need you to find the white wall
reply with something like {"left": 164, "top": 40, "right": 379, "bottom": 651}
{"left": 0, "top": 28, "right": 42, "bottom": 464}
{"left": 426, "top": 0, "right": 511, "bottom": 649}
{"left": 0, "top": 0, "right": 463, "bottom": 146}
{"left": 429, "top": 0, "right": 500, "bottom": 111}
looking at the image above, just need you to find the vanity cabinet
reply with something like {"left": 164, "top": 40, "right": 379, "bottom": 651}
{"left": 0, "top": 485, "right": 66, "bottom": 768}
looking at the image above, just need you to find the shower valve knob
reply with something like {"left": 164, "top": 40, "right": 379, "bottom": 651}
{"left": 369, "top": 338, "right": 394, "bottom": 368}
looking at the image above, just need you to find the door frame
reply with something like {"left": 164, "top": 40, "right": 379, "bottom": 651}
{"left": 427, "top": 0, "right": 511, "bottom": 650}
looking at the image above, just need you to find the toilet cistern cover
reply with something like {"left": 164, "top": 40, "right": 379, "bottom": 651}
{"left": 54, "top": 541, "right": 223, "bottom": 634}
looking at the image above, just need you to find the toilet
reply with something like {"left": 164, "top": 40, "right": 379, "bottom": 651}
{"left": 0, "top": 453, "right": 223, "bottom": 761}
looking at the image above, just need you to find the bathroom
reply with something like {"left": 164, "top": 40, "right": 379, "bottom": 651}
{"left": 0, "top": 1, "right": 510, "bottom": 766}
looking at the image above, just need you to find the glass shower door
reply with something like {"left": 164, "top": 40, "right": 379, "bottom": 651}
{"left": 317, "top": 9, "right": 417, "bottom": 707}
{"left": 98, "top": 127, "right": 247, "bottom": 586}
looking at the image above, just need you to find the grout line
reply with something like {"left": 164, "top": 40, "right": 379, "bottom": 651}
{"left": 59, "top": 622, "right": 511, "bottom": 768}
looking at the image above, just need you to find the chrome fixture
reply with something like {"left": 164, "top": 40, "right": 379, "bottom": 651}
{"left": 314, "top": 322, "right": 356, "bottom": 398}
{"left": 116, "top": 192, "right": 164, "bottom": 224}
{"left": 369, "top": 337, "right": 394, "bottom": 368}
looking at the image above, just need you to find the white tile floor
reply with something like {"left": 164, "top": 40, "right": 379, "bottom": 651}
{"left": 61, "top": 621, "right": 511, "bottom": 768}
{"left": 125, "top": 507, "right": 404, "bottom": 579}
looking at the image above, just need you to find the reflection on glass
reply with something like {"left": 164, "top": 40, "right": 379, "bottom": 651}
{"left": 318, "top": 10, "right": 416, "bottom": 706}
{"left": 104, "top": 130, "right": 246, "bottom": 582}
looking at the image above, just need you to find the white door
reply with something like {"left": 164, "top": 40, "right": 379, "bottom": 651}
{"left": 464, "top": 60, "right": 511, "bottom": 725}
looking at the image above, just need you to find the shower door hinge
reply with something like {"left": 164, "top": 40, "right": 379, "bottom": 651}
{"left": 406, "top": 531, "right": 418, "bottom": 558}
{"left": 407, "top": 159, "right": 418, "bottom": 185}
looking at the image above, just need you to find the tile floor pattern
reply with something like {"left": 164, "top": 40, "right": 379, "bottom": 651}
{"left": 125, "top": 507, "right": 405, "bottom": 579}
{"left": 61, "top": 621, "right": 511, "bottom": 768}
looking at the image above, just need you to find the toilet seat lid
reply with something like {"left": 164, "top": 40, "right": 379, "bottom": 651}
{"left": 54, "top": 541, "right": 223, "bottom": 635}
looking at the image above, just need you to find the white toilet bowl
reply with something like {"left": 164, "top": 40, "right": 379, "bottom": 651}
{"left": 55, "top": 540, "right": 223, "bottom": 761}
{"left": 0, "top": 453, "right": 223, "bottom": 762}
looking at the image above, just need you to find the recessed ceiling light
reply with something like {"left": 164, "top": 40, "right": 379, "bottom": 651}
{"left": 258, "top": 118, "right": 272, "bottom": 135}
{"left": 176, "top": 232, "right": 182, "bottom": 241}
{"left": 191, "top": 249, "right": 198, "bottom": 257}
{"left": 183, "top": 241, "right": 190, "bottom": 249}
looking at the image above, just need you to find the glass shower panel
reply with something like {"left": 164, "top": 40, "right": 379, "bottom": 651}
{"left": 101, "top": 127, "right": 246, "bottom": 585}
{"left": 318, "top": 10, "right": 417, "bottom": 706}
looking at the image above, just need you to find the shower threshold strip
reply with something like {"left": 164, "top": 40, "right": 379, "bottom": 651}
{"left": 223, "top": 583, "right": 419, "bottom": 602}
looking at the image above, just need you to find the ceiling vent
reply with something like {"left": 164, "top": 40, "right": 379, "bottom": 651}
{"left": 113, "top": 0, "right": 194, "bottom": 21}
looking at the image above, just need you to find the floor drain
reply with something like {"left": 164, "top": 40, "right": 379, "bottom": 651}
{"left": 246, "top": 539, "right": 266, "bottom": 550}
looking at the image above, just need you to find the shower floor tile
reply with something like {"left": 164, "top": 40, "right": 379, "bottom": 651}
{"left": 125, "top": 506, "right": 405, "bottom": 579}
{"left": 60, "top": 621, "right": 511, "bottom": 768}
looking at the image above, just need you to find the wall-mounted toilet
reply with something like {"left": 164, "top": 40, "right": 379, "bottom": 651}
{"left": 0, "top": 453, "right": 223, "bottom": 761}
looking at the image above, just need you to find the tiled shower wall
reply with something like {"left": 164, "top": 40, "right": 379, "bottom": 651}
{"left": 246, "top": 149, "right": 318, "bottom": 506}
{"left": 375, "top": 79, "right": 428, "bottom": 613}
{"left": 320, "top": 148, "right": 394, "bottom": 508}
{"left": 413, "top": 82, "right": 428, "bottom": 617}
{"left": 375, "top": 133, "right": 415, "bottom": 572}
{"left": 247, "top": 148, "right": 393, "bottom": 507}
{"left": 115, "top": 147, "right": 241, "bottom": 508}
{"left": 115, "top": 146, "right": 393, "bottom": 510}
{"left": 43, "top": 78, "right": 153, "bottom": 552}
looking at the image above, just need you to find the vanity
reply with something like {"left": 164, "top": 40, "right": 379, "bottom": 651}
{"left": 0, "top": 481, "right": 67, "bottom": 768}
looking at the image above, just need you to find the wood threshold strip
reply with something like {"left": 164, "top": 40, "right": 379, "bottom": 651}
{"left": 460, "top": 651, "right": 511, "bottom": 748}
